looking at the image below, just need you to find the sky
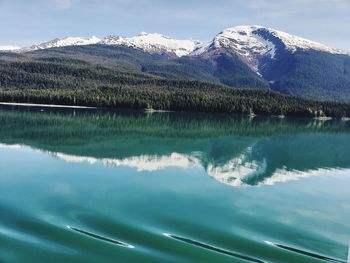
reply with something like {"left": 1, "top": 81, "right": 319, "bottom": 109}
{"left": 0, "top": 0, "right": 349, "bottom": 51}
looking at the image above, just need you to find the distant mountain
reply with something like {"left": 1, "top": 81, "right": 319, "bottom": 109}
{"left": 18, "top": 43, "right": 268, "bottom": 89}
{"left": 0, "top": 45, "right": 21, "bottom": 51}
{"left": 3, "top": 26, "right": 347, "bottom": 59}
{"left": 1, "top": 26, "right": 350, "bottom": 101}
{"left": 8, "top": 33, "right": 200, "bottom": 57}
{"left": 193, "top": 25, "right": 345, "bottom": 71}
{"left": 192, "top": 25, "right": 350, "bottom": 101}
{"left": 101, "top": 32, "right": 202, "bottom": 57}
{"left": 20, "top": 36, "right": 101, "bottom": 52}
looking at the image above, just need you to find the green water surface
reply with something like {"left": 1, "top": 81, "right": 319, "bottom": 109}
{"left": 0, "top": 106, "right": 349, "bottom": 263}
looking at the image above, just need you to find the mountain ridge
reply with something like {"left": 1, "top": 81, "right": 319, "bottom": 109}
{"left": 20, "top": 36, "right": 101, "bottom": 52}
{"left": 3, "top": 25, "right": 348, "bottom": 57}
{"left": 100, "top": 32, "right": 202, "bottom": 57}
{"left": 0, "top": 45, "right": 21, "bottom": 51}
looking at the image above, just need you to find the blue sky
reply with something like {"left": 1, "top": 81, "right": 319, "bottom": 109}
{"left": 0, "top": 0, "right": 349, "bottom": 51}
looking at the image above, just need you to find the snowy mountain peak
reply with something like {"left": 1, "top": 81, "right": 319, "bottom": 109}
{"left": 21, "top": 36, "right": 101, "bottom": 52}
{"left": 0, "top": 45, "right": 21, "bottom": 51}
{"left": 194, "top": 25, "right": 346, "bottom": 71}
{"left": 211, "top": 25, "right": 344, "bottom": 55}
{"left": 1, "top": 26, "right": 347, "bottom": 59}
{"left": 101, "top": 33, "right": 202, "bottom": 57}
{"left": 216, "top": 25, "right": 276, "bottom": 56}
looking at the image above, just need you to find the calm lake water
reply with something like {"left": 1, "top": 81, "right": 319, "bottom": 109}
{"left": 0, "top": 106, "right": 350, "bottom": 263}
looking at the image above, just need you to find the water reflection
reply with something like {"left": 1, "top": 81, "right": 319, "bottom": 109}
{"left": 1, "top": 106, "right": 350, "bottom": 187}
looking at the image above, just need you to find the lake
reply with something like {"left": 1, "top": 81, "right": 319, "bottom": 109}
{"left": 0, "top": 106, "right": 349, "bottom": 263}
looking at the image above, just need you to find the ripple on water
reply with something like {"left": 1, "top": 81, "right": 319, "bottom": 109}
{"left": 163, "top": 232, "right": 265, "bottom": 263}
{"left": 264, "top": 241, "right": 346, "bottom": 263}
{"left": 66, "top": 225, "right": 135, "bottom": 249}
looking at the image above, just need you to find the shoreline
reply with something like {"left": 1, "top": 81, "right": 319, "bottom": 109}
{"left": 0, "top": 102, "right": 97, "bottom": 109}
{"left": 0, "top": 101, "right": 347, "bottom": 120}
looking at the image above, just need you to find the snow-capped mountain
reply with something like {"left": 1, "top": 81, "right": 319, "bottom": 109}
{"left": 7, "top": 33, "right": 201, "bottom": 57}
{"left": 193, "top": 25, "right": 346, "bottom": 71}
{"left": 2, "top": 26, "right": 346, "bottom": 60}
{"left": 101, "top": 32, "right": 202, "bottom": 57}
{"left": 0, "top": 45, "right": 21, "bottom": 51}
{"left": 20, "top": 36, "right": 101, "bottom": 52}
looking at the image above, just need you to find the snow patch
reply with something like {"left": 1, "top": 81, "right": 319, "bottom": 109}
{"left": 101, "top": 32, "right": 202, "bottom": 57}
{"left": 0, "top": 45, "right": 21, "bottom": 51}
{"left": 21, "top": 36, "right": 101, "bottom": 52}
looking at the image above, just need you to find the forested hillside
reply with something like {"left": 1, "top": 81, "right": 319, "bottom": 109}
{"left": 22, "top": 44, "right": 268, "bottom": 89}
{"left": 264, "top": 50, "right": 350, "bottom": 101}
{"left": 2, "top": 25, "right": 350, "bottom": 102}
{"left": 0, "top": 54, "right": 349, "bottom": 117}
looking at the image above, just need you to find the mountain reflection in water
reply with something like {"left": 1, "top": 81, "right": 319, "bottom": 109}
{"left": 1, "top": 106, "right": 349, "bottom": 187}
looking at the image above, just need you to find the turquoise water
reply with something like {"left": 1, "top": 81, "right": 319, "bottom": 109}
{"left": 0, "top": 106, "right": 349, "bottom": 263}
